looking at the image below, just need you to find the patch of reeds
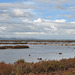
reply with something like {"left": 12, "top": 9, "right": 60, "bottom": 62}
{"left": 0, "top": 45, "right": 29, "bottom": 49}
{"left": 0, "top": 58, "right": 75, "bottom": 75}
{"left": 0, "top": 43, "right": 28, "bottom": 44}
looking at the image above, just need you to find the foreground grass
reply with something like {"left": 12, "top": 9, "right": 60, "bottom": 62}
{"left": 0, "top": 58, "right": 75, "bottom": 75}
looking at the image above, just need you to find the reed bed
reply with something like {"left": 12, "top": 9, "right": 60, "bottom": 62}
{"left": 0, "top": 58, "right": 75, "bottom": 75}
{"left": 0, "top": 45, "right": 29, "bottom": 49}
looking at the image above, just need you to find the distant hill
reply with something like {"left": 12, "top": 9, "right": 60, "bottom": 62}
{"left": 0, "top": 37, "right": 38, "bottom": 40}
{"left": 0, "top": 37, "right": 75, "bottom": 41}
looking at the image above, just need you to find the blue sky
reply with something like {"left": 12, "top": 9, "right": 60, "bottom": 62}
{"left": 0, "top": 0, "right": 17, "bottom": 3}
{"left": 0, "top": 0, "right": 75, "bottom": 39}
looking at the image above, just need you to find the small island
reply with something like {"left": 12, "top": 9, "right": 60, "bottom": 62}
{"left": 0, "top": 45, "right": 29, "bottom": 49}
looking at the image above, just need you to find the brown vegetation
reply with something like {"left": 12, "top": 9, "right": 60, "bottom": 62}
{"left": 0, "top": 40, "right": 75, "bottom": 43}
{"left": 0, "top": 43, "right": 28, "bottom": 44}
{"left": 0, "top": 62, "right": 15, "bottom": 75}
{"left": 0, "top": 40, "right": 75, "bottom": 46}
{"left": 0, "top": 45, "right": 29, "bottom": 49}
{"left": 0, "top": 58, "right": 75, "bottom": 75}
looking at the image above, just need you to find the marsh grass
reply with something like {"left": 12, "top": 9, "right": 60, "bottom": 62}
{"left": 0, "top": 45, "right": 29, "bottom": 49}
{"left": 0, "top": 58, "right": 75, "bottom": 75}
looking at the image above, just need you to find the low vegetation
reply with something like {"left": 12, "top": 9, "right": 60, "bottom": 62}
{"left": 0, "top": 58, "right": 75, "bottom": 75}
{"left": 0, "top": 43, "right": 28, "bottom": 44}
{"left": 0, "top": 45, "right": 29, "bottom": 49}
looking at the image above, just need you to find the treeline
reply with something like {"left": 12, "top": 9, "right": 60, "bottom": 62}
{"left": 0, "top": 58, "right": 75, "bottom": 75}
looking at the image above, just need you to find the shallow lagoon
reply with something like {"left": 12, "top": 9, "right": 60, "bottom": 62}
{"left": 0, "top": 45, "right": 75, "bottom": 63}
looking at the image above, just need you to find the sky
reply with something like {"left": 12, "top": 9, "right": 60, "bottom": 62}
{"left": 0, "top": 0, "right": 75, "bottom": 40}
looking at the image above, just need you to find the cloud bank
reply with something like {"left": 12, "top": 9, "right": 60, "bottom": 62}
{"left": 0, "top": 0, "right": 75, "bottom": 39}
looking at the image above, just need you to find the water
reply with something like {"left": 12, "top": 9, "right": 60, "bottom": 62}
{"left": 0, "top": 45, "right": 75, "bottom": 63}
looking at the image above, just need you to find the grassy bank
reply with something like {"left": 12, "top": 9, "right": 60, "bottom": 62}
{"left": 0, "top": 58, "right": 75, "bottom": 75}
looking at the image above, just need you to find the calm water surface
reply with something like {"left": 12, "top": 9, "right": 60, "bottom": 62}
{"left": 0, "top": 45, "right": 75, "bottom": 63}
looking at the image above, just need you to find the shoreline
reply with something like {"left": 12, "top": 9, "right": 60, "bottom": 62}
{"left": 0, "top": 40, "right": 75, "bottom": 46}
{"left": 0, "top": 42, "right": 75, "bottom": 46}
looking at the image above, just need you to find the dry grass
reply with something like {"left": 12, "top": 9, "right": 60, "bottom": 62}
{"left": 0, "top": 58, "right": 75, "bottom": 75}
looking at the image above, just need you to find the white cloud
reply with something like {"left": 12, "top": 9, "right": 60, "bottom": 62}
{"left": 0, "top": 13, "right": 10, "bottom": 21}
{"left": 13, "top": 9, "right": 24, "bottom": 16}
{"left": 54, "top": 19, "right": 67, "bottom": 23}
{"left": 11, "top": 8, "right": 35, "bottom": 18}
{"left": 0, "top": 27, "right": 7, "bottom": 30}
{"left": 0, "top": 8, "right": 35, "bottom": 22}
{"left": 50, "top": 25, "right": 57, "bottom": 31}
{"left": 33, "top": 18, "right": 44, "bottom": 22}
{"left": 0, "top": 0, "right": 74, "bottom": 39}
{"left": 0, "top": 3, "right": 35, "bottom": 21}
{"left": 0, "top": 18, "right": 75, "bottom": 39}
{"left": 71, "top": 22, "right": 75, "bottom": 23}
{"left": 65, "top": 29, "right": 75, "bottom": 34}
{"left": 0, "top": 3, "right": 34, "bottom": 10}
{"left": 33, "top": 18, "right": 67, "bottom": 23}
{"left": 15, "top": 32, "right": 45, "bottom": 35}
{"left": 22, "top": 19, "right": 32, "bottom": 23}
